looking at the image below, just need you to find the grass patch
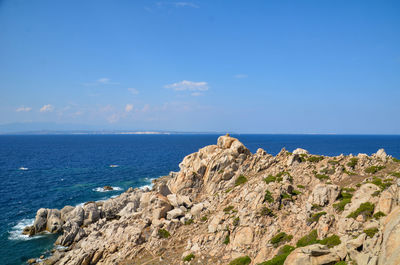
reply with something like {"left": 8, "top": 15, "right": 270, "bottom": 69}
{"left": 347, "top": 158, "right": 358, "bottom": 169}
{"left": 233, "top": 217, "right": 240, "bottom": 226}
{"left": 270, "top": 232, "right": 293, "bottom": 248}
{"left": 264, "top": 190, "right": 274, "bottom": 203}
{"left": 318, "top": 234, "right": 341, "bottom": 248}
{"left": 258, "top": 245, "right": 295, "bottom": 265}
{"left": 334, "top": 262, "right": 348, "bottom": 265}
{"left": 347, "top": 202, "right": 375, "bottom": 219}
{"left": 333, "top": 198, "right": 351, "bottom": 212}
{"left": 390, "top": 172, "right": 400, "bottom": 178}
{"left": 291, "top": 189, "right": 301, "bottom": 196}
{"left": 235, "top": 175, "right": 248, "bottom": 186}
{"left": 184, "top": 219, "right": 194, "bottom": 225}
{"left": 365, "top": 166, "right": 385, "bottom": 174}
{"left": 200, "top": 216, "right": 207, "bottom": 222}
{"left": 260, "top": 206, "right": 275, "bottom": 217}
{"left": 392, "top": 157, "right": 400, "bottom": 163}
{"left": 264, "top": 172, "right": 292, "bottom": 184}
{"left": 373, "top": 211, "right": 386, "bottom": 219}
{"left": 183, "top": 253, "right": 195, "bottom": 262}
{"left": 225, "top": 188, "right": 232, "bottom": 193}
{"left": 307, "top": 211, "right": 327, "bottom": 224}
{"left": 158, "top": 229, "right": 170, "bottom": 238}
{"left": 296, "top": 229, "right": 318, "bottom": 248}
{"left": 311, "top": 204, "right": 322, "bottom": 210}
{"left": 308, "top": 156, "right": 324, "bottom": 163}
{"left": 228, "top": 256, "right": 251, "bottom": 265}
{"left": 364, "top": 227, "right": 379, "bottom": 238}
{"left": 223, "top": 205, "right": 235, "bottom": 214}
{"left": 328, "top": 159, "right": 339, "bottom": 165}
{"left": 223, "top": 234, "right": 230, "bottom": 245}
{"left": 320, "top": 167, "right": 335, "bottom": 175}
{"left": 343, "top": 169, "right": 357, "bottom": 176}
{"left": 369, "top": 177, "right": 392, "bottom": 191}
{"left": 315, "top": 174, "right": 330, "bottom": 181}
{"left": 297, "top": 185, "right": 305, "bottom": 189}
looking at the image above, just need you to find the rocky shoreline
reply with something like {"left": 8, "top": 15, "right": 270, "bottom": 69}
{"left": 24, "top": 135, "right": 400, "bottom": 265}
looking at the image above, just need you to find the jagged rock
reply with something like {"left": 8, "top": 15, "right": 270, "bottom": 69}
{"left": 33, "top": 208, "right": 48, "bottom": 233}
{"left": 103, "top": 185, "right": 113, "bottom": 191}
{"left": 284, "top": 244, "right": 340, "bottom": 265}
{"left": 167, "top": 194, "right": 192, "bottom": 208}
{"left": 378, "top": 206, "right": 400, "bottom": 265}
{"left": 308, "top": 184, "right": 340, "bottom": 206}
{"left": 167, "top": 208, "right": 184, "bottom": 220}
{"left": 232, "top": 227, "right": 253, "bottom": 247}
{"left": 343, "top": 184, "right": 380, "bottom": 217}
{"left": 376, "top": 190, "right": 394, "bottom": 215}
{"left": 375, "top": 149, "right": 388, "bottom": 161}
{"left": 83, "top": 202, "right": 100, "bottom": 226}
{"left": 56, "top": 221, "right": 86, "bottom": 246}
{"left": 190, "top": 202, "right": 204, "bottom": 216}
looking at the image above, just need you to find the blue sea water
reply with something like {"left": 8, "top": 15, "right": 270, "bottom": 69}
{"left": 0, "top": 134, "right": 399, "bottom": 265}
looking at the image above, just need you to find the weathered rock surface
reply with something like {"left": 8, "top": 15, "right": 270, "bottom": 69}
{"left": 23, "top": 136, "right": 400, "bottom": 265}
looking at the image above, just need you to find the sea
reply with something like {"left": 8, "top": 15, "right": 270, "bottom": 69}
{"left": 0, "top": 134, "right": 399, "bottom": 265}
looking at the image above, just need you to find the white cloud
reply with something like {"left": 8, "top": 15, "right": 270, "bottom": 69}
{"left": 191, "top": 92, "right": 202, "bottom": 96}
{"left": 128, "top": 88, "right": 139, "bottom": 95}
{"left": 125, "top": 104, "right": 134, "bottom": 112}
{"left": 84, "top": 78, "right": 119, "bottom": 86}
{"left": 165, "top": 80, "right": 208, "bottom": 91}
{"left": 107, "top": 114, "right": 119, "bottom": 123}
{"left": 141, "top": 104, "right": 150, "bottom": 112}
{"left": 16, "top": 106, "right": 32, "bottom": 112}
{"left": 234, "top": 74, "right": 248, "bottom": 79}
{"left": 174, "top": 2, "right": 199, "bottom": 8}
{"left": 40, "top": 104, "right": 54, "bottom": 113}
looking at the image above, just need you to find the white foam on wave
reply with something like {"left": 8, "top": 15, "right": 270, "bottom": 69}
{"left": 139, "top": 177, "right": 158, "bottom": 190}
{"left": 109, "top": 165, "right": 119, "bottom": 168}
{"left": 8, "top": 218, "right": 37, "bottom": 241}
{"left": 19, "top": 167, "right": 28, "bottom": 171}
{"left": 92, "top": 186, "right": 123, "bottom": 192}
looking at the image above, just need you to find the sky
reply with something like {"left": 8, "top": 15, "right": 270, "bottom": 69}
{"left": 0, "top": 0, "right": 399, "bottom": 134}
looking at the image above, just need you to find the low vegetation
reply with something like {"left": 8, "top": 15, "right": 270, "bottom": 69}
{"left": 373, "top": 211, "right": 386, "bottom": 220}
{"left": 347, "top": 202, "right": 375, "bottom": 219}
{"left": 263, "top": 190, "right": 274, "bottom": 203}
{"left": 270, "top": 232, "right": 293, "bottom": 248}
{"left": 224, "top": 205, "right": 235, "bottom": 214}
{"left": 158, "top": 229, "right": 170, "bottom": 238}
{"left": 258, "top": 245, "right": 295, "bottom": 265}
{"left": 260, "top": 206, "right": 275, "bottom": 217}
{"left": 307, "top": 156, "right": 324, "bottom": 163}
{"left": 347, "top": 158, "right": 358, "bottom": 169}
{"left": 235, "top": 175, "right": 248, "bottom": 186}
{"left": 318, "top": 234, "right": 341, "bottom": 248}
{"left": 315, "top": 174, "right": 330, "bottom": 181}
{"left": 307, "top": 211, "right": 327, "bottom": 224}
{"left": 183, "top": 253, "right": 195, "bottom": 262}
{"left": 296, "top": 230, "right": 318, "bottom": 248}
{"left": 264, "top": 172, "right": 293, "bottom": 184}
{"left": 365, "top": 165, "right": 385, "bottom": 174}
{"left": 364, "top": 227, "right": 379, "bottom": 238}
{"left": 228, "top": 256, "right": 251, "bottom": 265}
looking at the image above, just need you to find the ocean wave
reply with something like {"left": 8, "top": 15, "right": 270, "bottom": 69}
{"left": 8, "top": 218, "right": 38, "bottom": 241}
{"left": 92, "top": 186, "right": 123, "bottom": 192}
{"left": 19, "top": 167, "right": 28, "bottom": 171}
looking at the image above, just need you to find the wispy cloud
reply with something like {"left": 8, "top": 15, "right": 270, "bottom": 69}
{"left": 16, "top": 106, "right": 32, "bottom": 112}
{"left": 174, "top": 2, "right": 199, "bottom": 8}
{"left": 125, "top": 104, "right": 134, "bottom": 112}
{"left": 191, "top": 92, "right": 202, "bottom": 96}
{"left": 128, "top": 88, "right": 139, "bottom": 95}
{"left": 40, "top": 104, "right": 54, "bottom": 113}
{"left": 165, "top": 80, "right": 209, "bottom": 91}
{"left": 234, "top": 74, "right": 248, "bottom": 79}
{"left": 84, "top": 78, "right": 119, "bottom": 86}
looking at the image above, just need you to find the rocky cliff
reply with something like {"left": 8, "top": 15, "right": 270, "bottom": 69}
{"left": 25, "top": 135, "right": 400, "bottom": 265}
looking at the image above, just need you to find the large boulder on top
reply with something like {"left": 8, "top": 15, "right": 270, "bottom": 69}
{"left": 308, "top": 184, "right": 340, "bottom": 207}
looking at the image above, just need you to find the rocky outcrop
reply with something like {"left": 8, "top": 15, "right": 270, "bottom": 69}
{"left": 23, "top": 136, "right": 400, "bottom": 265}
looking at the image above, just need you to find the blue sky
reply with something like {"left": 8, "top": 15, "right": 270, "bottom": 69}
{"left": 0, "top": 0, "right": 399, "bottom": 133}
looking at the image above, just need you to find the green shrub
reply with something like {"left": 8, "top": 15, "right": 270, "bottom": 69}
{"left": 264, "top": 190, "right": 274, "bottom": 203}
{"left": 200, "top": 216, "right": 208, "bottom": 222}
{"left": 185, "top": 219, "right": 194, "bottom": 225}
{"left": 392, "top": 157, "right": 400, "bottom": 163}
{"left": 257, "top": 245, "right": 295, "bottom": 265}
{"left": 343, "top": 169, "right": 357, "bottom": 176}
{"left": 308, "top": 156, "right": 324, "bottom": 162}
{"left": 226, "top": 188, "right": 232, "bottom": 193}
{"left": 264, "top": 175, "right": 276, "bottom": 184}
{"left": 364, "top": 227, "right": 379, "bottom": 238}
{"left": 340, "top": 191, "right": 353, "bottom": 200}
{"left": 390, "top": 172, "right": 400, "bottom": 178}
{"left": 297, "top": 185, "right": 305, "bottom": 189}
{"left": 228, "top": 256, "right": 251, "bottom": 265}
{"left": 370, "top": 177, "right": 391, "bottom": 191}
{"left": 347, "top": 158, "right": 358, "bottom": 169}
{"left": 277, "top": 245, "right": 295, "bottom": 255}
{"left": 264, "top": 172, "right": 292, "bottom": 184}
{"left": 373, "top": 211, "right": 386, "bottom": 219}
{"left": 342, "top": 187, "right": 356, "bottom": 192}
{"left": 291, "top": 189, "right": 301, "bottom": 196}
{"left": 372, "top": 190, "right": 381, "bottom": 197}
{"left": 334, "top": 262, "right": 348, "bottom": 265}
{"left": 233, "top": 217, "right": 240, "bottom": 226}
{"left": 315, "top": 174, "right": 330, "bottom": 181}
{"left": 328, "top": 159, "right": 339, "bottom": 165}
{"left": 260, "top": 206, "right": 275, "bottom": 217}
{"left": 296, "top": 229, "right": 318, "bottom": 248}
{"left": 356, "top": 183, "right": 361, "bottom": 187}
{"left": 307, "top": 212, "right": 326, "bottom": 223}
{"left": 347, "top": 202, "right": 375, "bottom": 219}
{"left": 235, "top": 175, "right": 248, "bottom": 186}
{"left": 223, "top": 234, "right": 230, "bottom": 245}
{"left": 333, "top": 198, "right": 351, "bottom": 212}
{"left": 281, "top": 192, "right": 292, "bottom": 200}
{"left": 365, "top": 166, "right": 385, "bottom": 174}
{"left": 183, "top": 253, "right": 195, "bottom": 261}
{"left": 311, "top": 204, "right": 322, "bottom": 210}
{"left": 318, "top": 235, "right": 341, "bottom": 248}
{"left": 158, "top": 229, "right": 170, "bottom": 238}
{"left": 270, "top": 232, "right": 293, "bottom": 248}
{"left": 224, "top": 205, "right": 234, "bottom": 214}
{"left": 320, "top": 167, "right": 335, "bottom": 175}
